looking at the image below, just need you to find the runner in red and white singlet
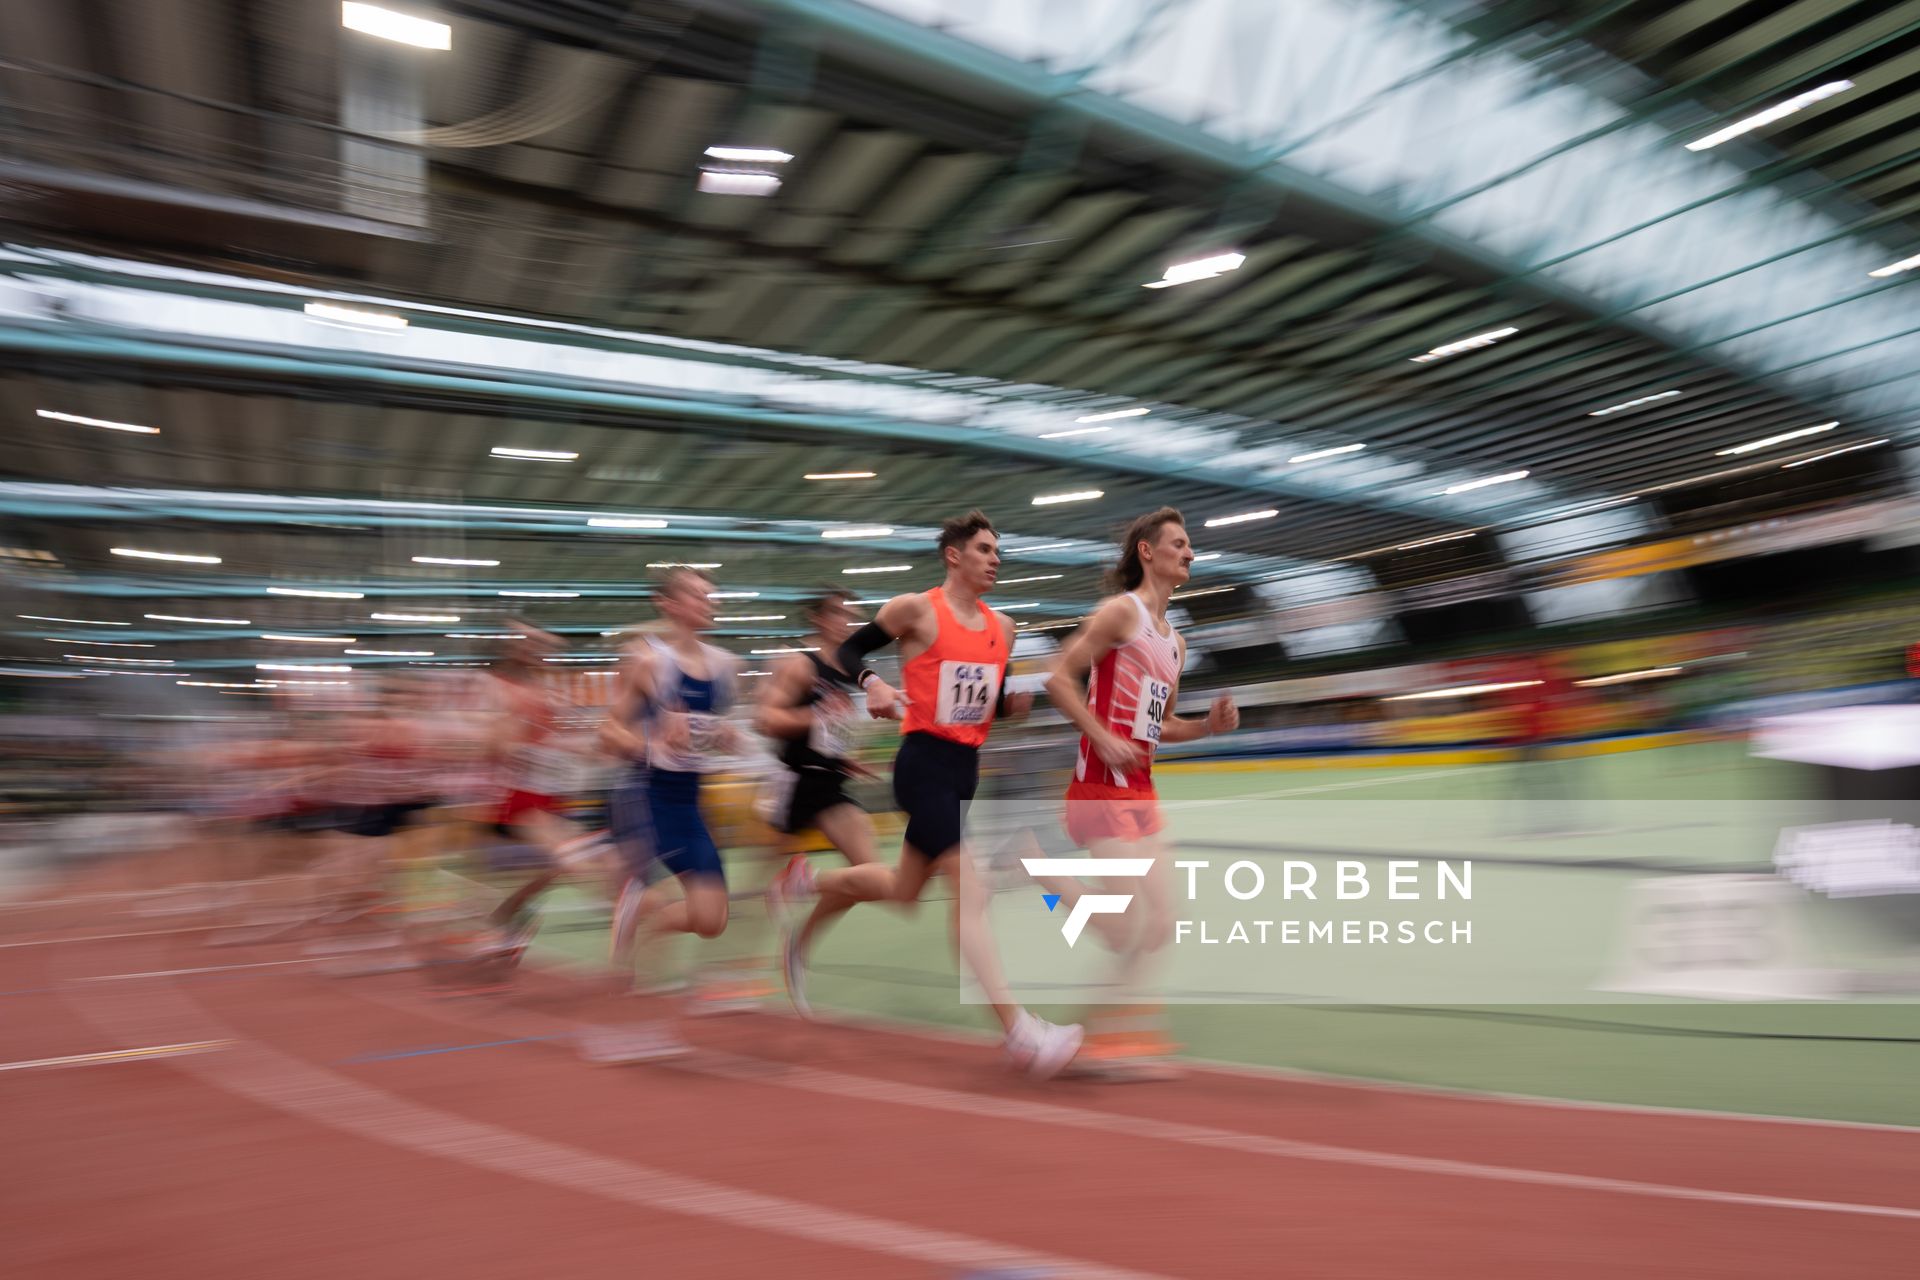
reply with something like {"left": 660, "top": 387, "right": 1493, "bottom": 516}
{"left": 1045, "top": 506, "right": 1239, "bottom": 1076}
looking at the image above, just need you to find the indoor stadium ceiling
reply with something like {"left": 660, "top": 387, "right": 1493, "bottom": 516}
{"left": 1, "top": 0, "right": 1917, "bottom": 673}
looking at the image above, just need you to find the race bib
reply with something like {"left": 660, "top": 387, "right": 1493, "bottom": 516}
{"left": 935, "top": 661, "right": 1001, "bottom": 726}
{"left": 685, "top": 712, "right": 727, "bottom": 760}
{"left": 810, "top": 687, "right": 854, "bottom": 759}
{"left": 1130, "top": 676, "right": 1172, "bottom": 744}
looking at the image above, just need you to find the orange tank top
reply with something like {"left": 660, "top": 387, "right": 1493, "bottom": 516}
{"left": 901, "top": 587, "right": 1006, "bottom": 748}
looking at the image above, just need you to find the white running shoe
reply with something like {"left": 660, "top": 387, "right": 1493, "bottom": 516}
{"left": 781, "top": 926, "right": 812, "bottom": 1019}
{"left": 1004, "top": 1011, "right": 1083, "bottom": 1080}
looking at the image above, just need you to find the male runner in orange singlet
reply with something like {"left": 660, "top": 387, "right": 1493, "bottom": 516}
{"left": 785, "top": 510, "right": 1084, "bottom": 1078}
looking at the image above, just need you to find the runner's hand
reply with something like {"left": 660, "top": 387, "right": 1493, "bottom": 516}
{"left": 864, "top": 679, "right": 906, "bottom": 720}
{"left": 661, "top": 712, "right": 691, "bottom": 756}
{"left": 1207, "top": 693, "right": 1239, "bottom": 734}
{"left": 1094, "top": 729, "right": 1146, "bottom": 772}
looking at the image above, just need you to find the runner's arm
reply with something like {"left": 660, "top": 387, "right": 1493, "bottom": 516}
{"left": 754, "top": 653, "right": 815, "bottom": 740}
{"left": 1042, "top": 595, "right": 1138, "bottom": 746}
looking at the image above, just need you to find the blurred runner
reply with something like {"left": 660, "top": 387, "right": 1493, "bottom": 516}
{"left": 785, "top": 510, "right": 1083, "bottom": 1079}
{"left": 1043, "top": 506, "right": 1238, "bottom": 1078}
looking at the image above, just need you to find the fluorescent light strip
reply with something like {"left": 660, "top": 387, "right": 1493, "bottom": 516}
{"left": 340, "top": 2, "right": 451, "bottom": 50}
{"left": 1868, "top": 252, "right": 1920, "bottom": 279}
{"left": 304, "top": 300, "right": 407, "bottom": 329}
{"left": 445, "top": 632, "right": 514, "bottom": 638}
{"left": 0, "top": 668, "right": 84, "bottom": 678}
{"left": 67, "top": 655, "right": 171, "bottom": 665}
{"left": 648, "top": 562, "right": 722, "bottom": 569}
{"left": 803, "top": 471, "right": 876, "bottom": 480}
{"left": 708, "top": 591, "right": 759, "bottom": 599}
{"left": 493, "top": 447, "right": 578, "bottom": 462}
{"left": 997, "top": 575, "right": 1061, "bottom": 584}
{"left": 36, "top": 409, "right": 159, "bottom": 435}
{"left": 146, "top": 614, "right": 250, "bottom": 625}
{"left": 257, "top": 663, "right": 353, "bottom": 674}
{"left": 1384, "top": 680, "right": 1541, "bottom": 702}
{"left": 267, "top": 587, "right": 364, "bottom": 599}
{"left": 371, "top": 612, "right": 460, "bottom": 623}
{"left": 1031, "top": 490, "right": 1103, "bottom": 505}
{"left": 1587, "top": 390, "right": 1683, "bottom": 417}
{"left": 413, "top": 556, "right": 499, "bottom": 567}
{"left": 704, "top": 146, "right": 793, "bottom": 163}
{"left": 1684, "top": 80, "right": 1852, "bottom": 152}
{"left": 751, "top": 646, "right": 820, "bottom": 655}
{"left": 1010, "top": 543, "right": 1076, "bottom": 553}
{"left": 1073, "top": 407, "right": 1151, "bottom": 424}
{"left": 1037, "top": 426, "right": 1112, "bottom": 440}
{"left": 499, "top": 590, "right": 579, "bottom": 598}
{"left": 178, "top": 681, "right": 269, "bottom": 689}
{"left": 1288, "top": 443, "right": 1366, "bottom": 464}
{"left": 346, "top": 649, "right": 433, "bottom": 657}
{"left": 1169, "top": 587, "right": 1235, "bottom": 600}
{"left": 1190, "top": 553, "right": 1221, "bottom": 562}
{"left": 697, "top": 171, "right": 781, "bottom": 196}
{"left": 842, "top": 565, "right": 912, "bottom": 575}
{"left": 112, "top": 547, "right": 221, "bottom": 564}
{"left": 52, "top": 639, "right": 152, "bottom": 648}
{"left": 262, "top": 634, "right": 355, "bottom": 644}
{"left": 821, "top": 526, "right": 893, "bottom": 539}
{"left": 1410, "top": 327, "right": 1519, "bottom": 363}
{"left": 587, "top": 517, "right": 666, "bottom": 529}
{"left": 713, "top": 614, "right": 786, "bottom": 622}
{"left": 1784, "top": 438, "right": 1888, "bottom": 469}
{"left": 1441, "top": 470, "right": 1529, "bottom": 495}
{"left": 544, "top": 656, "right": 616, "bottom": 664}
{"left": 1204, "top": 509, "right": 1278, "bottom": 528}
{"left": 1714, "top": 423, "right": 1837, "bottom": 456}
{"left": 20, "top": 615, "right": 127, "bottom": 626}
{"left": 1143, "top": 252, "right": 1245, "bottom": 289}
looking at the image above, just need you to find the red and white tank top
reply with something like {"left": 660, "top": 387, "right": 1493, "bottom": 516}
{"left": 1075, "top": 593, "right": 1181, "bottom": 790}
{"left": 901, "top": 587, "right": 1005, "bottom": 749}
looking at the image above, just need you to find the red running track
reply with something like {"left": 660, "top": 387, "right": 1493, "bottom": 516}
{"left": 4, "top": 909, "right": 1920, "bottom": 1278}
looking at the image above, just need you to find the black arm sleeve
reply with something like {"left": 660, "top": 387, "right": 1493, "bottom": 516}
{"left": 828, "top": 620, "right": 894, "bottom": 686}
{"left": 995, "top": 663, "right": 1015, "bottom": 717}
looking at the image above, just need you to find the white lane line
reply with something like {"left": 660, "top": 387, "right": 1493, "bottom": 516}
{"left": 337, "top": 976, "right": 1920, "bottom": 1222}
{"left": 1159, "top": 765, "right": 1484, "bottom": 809}
{"left": 0, "top": 926, "right": 209, "bottom": 949}
{"left": 76, "top": 958, "right": 321, "bottom": 981}
{"left": 0, "top": 1040, "right": 231, "bottom": 1072}
{"left": 64, "top": 969, "right": 1170, "bottom": 1280}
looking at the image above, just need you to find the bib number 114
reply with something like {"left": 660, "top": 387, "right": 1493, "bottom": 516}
{"left": 937, "top": 662, "right": 999, "bottom": 725}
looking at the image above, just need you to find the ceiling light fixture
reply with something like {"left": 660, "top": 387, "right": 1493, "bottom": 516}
{"left": 1714, "top": 423, "right": 1837, "bottom": 456}
{"left": 1144, "top": 252, "right": 1245, "bottom": 289}
{"left": 1587, "top": 390, "right": 1683, "bottom": 417}
{"left": 1288, "top": 443, "right": 1366, "bottom": 464}
{"left": 412, "top": 556, "right": 500, "bottom": 567}
{"left": 371, "top": 612, "right": 460, "bottom": 623}
{"left": 704, "top": 146, "right": 793, "bottom": 164}
{"left": 1037, "top": 426, "right": 1113, "bottom": 440}
{"left": 1073, "top": 407, "right": 1151, "bottom": 424}
{"left": 36, "top": 409, "right": 159, "bottom": 435}
{"left": 1684, "top": 80, "right": 1852, "bottom": 152}
{"left": 1031, "top": 490, "right": 1103, "bottom": 506}
{"left": 1783, "top": 438, "right": 1888, "bottom": 469}
{"left": 340, "top": 2, "right": 451, "bottom": 50}
{"left": 842, "top": 565, "right": 913, "bottom": 575}
{"left": 1411, "top": 327, "right": 1519, "bottom": 363}
{"left": 146, "top": 613, "right": 250, "bottom": 625}
{"left": 697, "top": 171, "right": 781, "bottom": 196}
{"left": 803, "top": 471, "right": 877, "bottom": 480}
{"left": 112, "top": 547, "right": 221, "bottom": 564}
{"left": 498, "top": 590, "right": 580, "bottom": 598}
{"left": 1203, "top": 509, "right": 1279, "bottom": 528}
{"left": 586, "top": 516, "right": 666, "bottom": 529}
{"left": 492, "top": 447, "right": 578, "bottom": 462}
{"left": 304, "top": 300, "right": 408, "bottom": 329}
{"left": 20, "top": 615, "right": 128, "bottom": 626}
{"left": 1868, "top": 252, "right": 1920, "bottom": 279}
{"left": 1441, "top": 470, "right": 1530, "bottom": 495}
{"left": 267, "top": 587, "right": 364, "bottom": 599}
{"left": 821, "top": 526, "right": 893, "bottom": 539}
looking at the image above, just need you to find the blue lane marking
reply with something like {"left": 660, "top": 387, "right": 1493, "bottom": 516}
{"left": 340, "top": 1036, "right": 559, "bottom": 1064}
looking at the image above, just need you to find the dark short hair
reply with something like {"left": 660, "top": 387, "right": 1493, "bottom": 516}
{"left": 1107, "top": 506, "right": 1187, "bottom": 592}
{"left": 937, "top": 509, "right": 997, "bottom": 560}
